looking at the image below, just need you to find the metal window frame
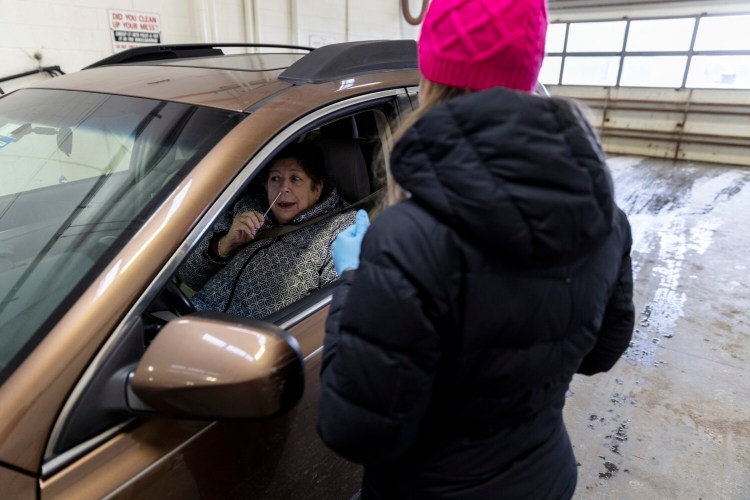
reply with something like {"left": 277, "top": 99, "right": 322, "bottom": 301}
{"left": 546, "top": 11, "right": 750, "bottom": 89}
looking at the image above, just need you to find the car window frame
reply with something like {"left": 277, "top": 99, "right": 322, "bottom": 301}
{"left": 42, "top": 88, "right": 409, "bottom": 476}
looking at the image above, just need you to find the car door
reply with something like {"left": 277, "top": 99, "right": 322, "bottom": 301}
{"left": 39, "top": 90, "right": 407, "bottom": 499}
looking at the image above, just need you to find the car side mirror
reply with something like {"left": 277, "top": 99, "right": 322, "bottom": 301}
{"left": 128, "top": 313, "right": 304, "bottom": 419}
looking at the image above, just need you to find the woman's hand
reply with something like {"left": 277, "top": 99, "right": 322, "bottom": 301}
{"left": 218, "top": 211, "right": 265, "bottom": 257}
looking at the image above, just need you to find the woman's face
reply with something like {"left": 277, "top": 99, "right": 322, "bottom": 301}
{"left": 267, "top": 158, "right": 323, "bottom": 224}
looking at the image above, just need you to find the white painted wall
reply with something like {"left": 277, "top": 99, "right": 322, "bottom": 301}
{"left": 0, "top": 0, "right": 423, "bottom": 92}
{"left": 2, "top": 0, "right": 746, "bottom": 87}
{"left": 3, "top": 0, "right": 744, "bottom": 92}
{"left": 0, "top": 0, "right": 201, "bottom": 91}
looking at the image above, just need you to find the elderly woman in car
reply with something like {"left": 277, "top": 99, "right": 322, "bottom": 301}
{"left": 179, "top": 142, "right": 356, "bottom": 318}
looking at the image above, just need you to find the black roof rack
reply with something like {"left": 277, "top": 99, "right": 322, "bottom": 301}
{"left": 279, "top": 40, "right": 417, "bottom": 84}
{"left": 83, "top": 43, "right": 314, "bottom": 70}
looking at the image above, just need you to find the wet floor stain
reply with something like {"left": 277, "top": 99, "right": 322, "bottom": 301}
{"left": 570, "top": 158, "right": 750, "bottom": 497}
{"left": 606, "top": 423, "right": 629, "bottom": 455}
{"left": 610, "top": 164, "right": 750, "bottom": 369}
{"left": 623, "top": 327, "right": 668, "bottom": 367}
{"left": 585, "top": 394, "right": 633, "bottom": 481}
{"left": 598, "top": 460, "right": 618, "bottom": 479}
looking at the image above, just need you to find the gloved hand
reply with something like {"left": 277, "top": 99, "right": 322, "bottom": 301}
{"left": 332, "top": 209, "right": 370, "bottom": 275}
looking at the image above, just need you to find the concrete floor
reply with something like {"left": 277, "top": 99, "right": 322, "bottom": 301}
{"left": 565, "top": 156, "right": 750, "bottom": 499}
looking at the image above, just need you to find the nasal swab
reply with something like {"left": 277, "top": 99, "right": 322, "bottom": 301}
{"left": 264, "top": 191, "right": 282, "bottom": 218}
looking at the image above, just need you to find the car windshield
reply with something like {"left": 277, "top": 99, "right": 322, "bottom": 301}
{"left": 0, "top": 89, "right": 244, "bottom": 382}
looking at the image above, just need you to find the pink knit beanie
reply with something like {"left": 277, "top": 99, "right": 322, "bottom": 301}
{"left": 418, "top": 0, "right": 548, "bottom": 93}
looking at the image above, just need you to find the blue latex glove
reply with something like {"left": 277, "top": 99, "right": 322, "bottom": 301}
{"left": 332, "top": 209, "right": 370, "bottom": 275}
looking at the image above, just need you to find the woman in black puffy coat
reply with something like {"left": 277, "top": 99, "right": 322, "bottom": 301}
{"left": 318, "top": 0, "right": 635, "bottom": 498}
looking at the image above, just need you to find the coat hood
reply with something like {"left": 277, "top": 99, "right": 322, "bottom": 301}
{"left": 390, "top": 87, "right": 615, "bottom": 265}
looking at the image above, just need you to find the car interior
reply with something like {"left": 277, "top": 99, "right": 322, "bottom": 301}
{"left": 169, "top": 106, "right": 395, "bottom": 319}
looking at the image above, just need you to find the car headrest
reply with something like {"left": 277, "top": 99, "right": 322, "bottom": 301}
{"left": 316, "top": 137, "right": 371, "bottom": 205}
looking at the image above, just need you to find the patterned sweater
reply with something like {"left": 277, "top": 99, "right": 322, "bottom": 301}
{"left": 180, "top": 186, "right": 356, "bottom": 319}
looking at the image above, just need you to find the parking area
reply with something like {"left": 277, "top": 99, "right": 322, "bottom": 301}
{"left": 565, "top": 156, "right": 750, "bottom": 498}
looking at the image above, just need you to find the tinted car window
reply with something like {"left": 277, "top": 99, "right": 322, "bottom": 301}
{"left": 0, "top": 89, "right": 244, "bottom": 383}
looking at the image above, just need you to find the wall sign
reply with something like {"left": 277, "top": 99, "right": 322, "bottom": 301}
{"left": 108, "top": 9, "right": 161, "bottom": 52}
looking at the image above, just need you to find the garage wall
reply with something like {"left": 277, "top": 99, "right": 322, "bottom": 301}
{"left": 2, "top": 0, "right": 747, "bottom": 166}
{"left": 550, "top": 85, "right": 750, "bottom": 166}
{"left": 0, "top": 0, "right": 200, "bottom": 91}
{"left": 547, "top": 0, "right": 750, "bottom": 166}
{"left": 0, "top": 0, "right": 422, "bottom": 93}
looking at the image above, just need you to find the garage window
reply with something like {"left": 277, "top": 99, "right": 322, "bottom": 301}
{"left": 544, "top": 13, "right": 750, "bottom": 89}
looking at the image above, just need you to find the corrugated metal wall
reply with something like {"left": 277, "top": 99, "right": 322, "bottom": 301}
{"left": 550, "top": 85, "right": 750, "bottom": 166}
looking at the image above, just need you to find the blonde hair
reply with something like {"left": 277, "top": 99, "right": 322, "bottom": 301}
{"left": 379, "top": 80, "right": 471, "bottom": 208}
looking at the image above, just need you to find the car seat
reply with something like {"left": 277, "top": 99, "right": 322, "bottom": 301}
{"left": 315, "top": 136, "right": 371, "bottom": 206}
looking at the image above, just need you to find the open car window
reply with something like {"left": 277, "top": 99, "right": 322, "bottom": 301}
{"left": 173, "top": 106, "right": 395, "bottom": 319}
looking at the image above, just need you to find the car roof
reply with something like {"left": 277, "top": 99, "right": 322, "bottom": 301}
{"left": 25, "top": 40, "right": 418, "bottom": 112}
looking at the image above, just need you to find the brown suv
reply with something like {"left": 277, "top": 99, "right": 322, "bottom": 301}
{"left": 0, "top": 41, "right": 419, "bottom": 498}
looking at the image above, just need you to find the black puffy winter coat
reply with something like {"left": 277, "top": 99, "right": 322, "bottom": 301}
{"left": 318, "top": 87, "right": 635, "bottom": 499}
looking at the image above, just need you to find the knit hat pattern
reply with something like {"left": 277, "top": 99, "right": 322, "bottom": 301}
{"left": 418, "top": 0, "right": 548, "bottom": 92}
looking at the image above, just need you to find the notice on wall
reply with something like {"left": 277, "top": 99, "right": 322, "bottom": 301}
{"left": 108, "top": 9, "right": 161, "bottom": 52}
